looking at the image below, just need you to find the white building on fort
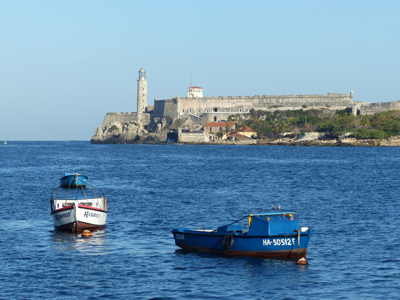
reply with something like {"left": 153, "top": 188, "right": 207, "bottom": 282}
{"left": 187, "top": 86, "right": 204, "bottom": 98}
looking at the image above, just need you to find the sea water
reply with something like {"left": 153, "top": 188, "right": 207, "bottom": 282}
{"left": 0, "top": 142, "right": 399, "bottom": 299}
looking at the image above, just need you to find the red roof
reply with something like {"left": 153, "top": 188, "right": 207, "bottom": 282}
{"left": 234, "top": 126, "right": 255, "bottom": 133}
{"left": 188, "top": 86, "right": 204, "bottom": 89}
{"left": 204, "top": 122, "right": 236, "bottom": 127}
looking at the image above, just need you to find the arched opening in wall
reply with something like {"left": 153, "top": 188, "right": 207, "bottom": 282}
{"left": 239, "top": 109, "right": 242, "bottom": 112}
{"left": 189, "top": 109, "right": 192, "bottom": 113}
{"left": 214, "top": 117, "right": 217, "bottom": 121}
{"left": 214, "top": 108, "right": 218, "bottom": 112}
{"left": 230, "top": 108, "right": 233, "bottom": 112}
{"left": 183, "top": 109, "right": 185, "bottom": 113}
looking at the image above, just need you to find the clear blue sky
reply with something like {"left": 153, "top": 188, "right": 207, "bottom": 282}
{"left": 1, "top": 0, "right": 399, "bottom": 140}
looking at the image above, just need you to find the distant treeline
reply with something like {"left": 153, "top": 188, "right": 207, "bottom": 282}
{"left": 229, "top": 109, "right": 400, "bottom": 140}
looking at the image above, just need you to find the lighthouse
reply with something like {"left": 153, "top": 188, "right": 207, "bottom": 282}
{"left": 137, "top": 67, "right": 147, "bottom": 114}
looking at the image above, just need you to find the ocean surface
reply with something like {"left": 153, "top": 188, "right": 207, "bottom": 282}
{"left": 0, "top": 142, "right": 399, "bottom": 299}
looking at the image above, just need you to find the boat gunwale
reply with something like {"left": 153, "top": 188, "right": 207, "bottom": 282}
{"left": 78, "top": 204, "right": 107, "bottom": 212}
{"left": 51, "top": 202, "right": 108, "bottom": 214}
{"left": 51, "top": 205, "right": 74, "bottom": 214}
{"left": 60, "top": 173, "right": 88, "bottom": 180}
{"left": 172, "top": 228, "right": 311, "bottom": 238}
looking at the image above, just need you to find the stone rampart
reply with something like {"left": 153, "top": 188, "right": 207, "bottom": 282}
{"left": 152, "top": 99, "right": 178, "bottom": 119}
{"left": 201, "top": 112, "right": 248, "bottom": 125}
{"left": 102, "top": 112, "right": 138, "bottom": 126}
{"left": 178, "top": 132, "right": 207, "bottom": 143}
{"left": 154, "top": 93, "right": 354, "bottom": 120}
{"left": 255, "top": 93, "right": 353, "bottom": 110}
{"left": 102, "top": 112, "right": 150, "bottom": 126}
{"left": 359, "top": 101, "right": 400, "bottom": 115}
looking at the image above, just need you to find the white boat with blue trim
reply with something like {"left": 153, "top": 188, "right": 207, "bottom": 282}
{"left": 51, "top": 174, "right": 107, "bottom": 233}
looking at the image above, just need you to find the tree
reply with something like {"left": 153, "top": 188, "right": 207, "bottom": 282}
{"left": 225, "top": 121, "right": 231, "bottom": 134}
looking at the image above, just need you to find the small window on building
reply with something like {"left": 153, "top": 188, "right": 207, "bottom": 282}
{"left": 214, "top": 108, "right": 218, "bottom": 112}
{"left": 183, "top": 109, "right": 185, "bottom": 113}
{"left": 189, "top": 109, "right": 192, "bottom": 113}
{"left": 239, "top": 109, "right": 242, "bottom": 112}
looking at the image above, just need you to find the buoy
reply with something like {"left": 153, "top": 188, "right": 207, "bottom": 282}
{"left": 296, "top": 257, "right": 308, "bottom": 265}
{"left": 81, "top": 230, "right": 92, "bottom": 237}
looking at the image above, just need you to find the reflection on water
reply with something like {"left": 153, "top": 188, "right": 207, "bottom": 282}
{"left": 50, "top": 230, "right": 108, "bottom": 255}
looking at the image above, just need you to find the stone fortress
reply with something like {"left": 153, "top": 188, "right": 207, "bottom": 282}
{"left": 91, "top": 68, "right": 400, "bottom": 143}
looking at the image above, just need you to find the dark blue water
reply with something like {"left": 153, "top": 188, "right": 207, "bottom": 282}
{"left": 0, "top": 142, "right": 399, "bottom": 299}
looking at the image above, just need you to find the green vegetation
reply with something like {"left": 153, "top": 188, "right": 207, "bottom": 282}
{"left": 230, "top": 109, "right": 400, "bottom": 140}
{"left": 108, "top": 125, "right": 119, "bottom": 133}
{"left": 175, "top": 119, "right": 182, "bottom": 128}
{"left": 216, "top": 132, "right": 224, "bottom": 139}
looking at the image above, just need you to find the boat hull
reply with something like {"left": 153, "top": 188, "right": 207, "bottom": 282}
{"left": 59, "top": 173, "right": 88, "bottom": 188}
{"left": 172, "top": 229, "right": 311, "bottom": 259}
{"left": 51, "top": 204, "right": 107, "bottom": 233}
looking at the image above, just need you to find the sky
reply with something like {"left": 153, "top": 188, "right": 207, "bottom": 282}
{"left": 1, "top": 0, "right": 399, "bottom": 140}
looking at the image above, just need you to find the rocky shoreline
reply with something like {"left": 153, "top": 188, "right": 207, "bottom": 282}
{"left": 90, "top": 114, "right": 400, "bottom": 146}
{"left": 90, "top": 131, "right": 400, "bottom": 146}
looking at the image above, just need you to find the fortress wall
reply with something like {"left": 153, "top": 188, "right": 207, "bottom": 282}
{"left": 254, "top": 94, "right": 353, "bottom": 109}
{"left": 167, "top": 93, "right": 354, "bottom": 118}
{"left": 178, "top": 132, "right": 207, "bottom": 143}
{"left": 179, "top": 97, "right": 253, "bottom": 115}
{"left": 359, "top": 101, "right": 400, "bottom": 115}
{"left": 201, "top": 112, "right": 248, "bottom": 125}
{"left": 102, "top": 112, "right": 150, "bottom": 126}
{"left": 153, "top": 99, "right": 178, "bottom": 119}
{"left": 102, "top": 113, "right": 139, "bottom": 126}
{"left": 151, "top": 93, "right": 355, "bottom": 125}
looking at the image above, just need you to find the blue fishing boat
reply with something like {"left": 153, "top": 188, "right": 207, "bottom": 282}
{"left": 59, "top": 173, "right": 88, "bottom": 188}
{"left": 172, "top": 212, "right": 312, "bottom": 260}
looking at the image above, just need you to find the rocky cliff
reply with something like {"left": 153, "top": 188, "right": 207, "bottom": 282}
{"left": 90, "top": 116, "right": 202, "bottom": 144}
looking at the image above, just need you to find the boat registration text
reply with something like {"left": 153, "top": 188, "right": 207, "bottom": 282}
{"left": 175, "top": 234, "right": 185, "bottom": 240}
{"left": 263, "top": 238, "right": 296, "bottom": 246}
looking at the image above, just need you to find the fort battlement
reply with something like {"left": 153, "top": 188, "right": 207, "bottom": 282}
{"left": 359, "top": 101, "right": 400, "bottom": 115}
{"left": 152, "top": 92, "right": 354, "bottom": 120}
{"left": 102, "top": 112, "right": 150, "bottom": 127}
